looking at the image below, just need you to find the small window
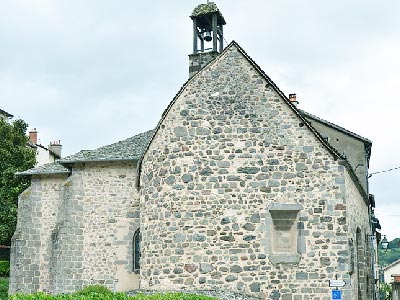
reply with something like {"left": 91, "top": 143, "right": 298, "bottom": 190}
{"left": 133, "top": 230, "right": 141, "bottom": 272}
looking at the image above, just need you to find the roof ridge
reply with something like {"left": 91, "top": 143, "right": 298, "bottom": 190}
{"left": 300, "top": 109, "right": 372, "bottom": 144}
{"left": 230, "top": 41, "right": 345, "bottom": 160}
{"left": 59, "top": 129, "right": 154, "bottom": 164}
{"left": 384, "top": 257, "right": 400, "bottom": 270}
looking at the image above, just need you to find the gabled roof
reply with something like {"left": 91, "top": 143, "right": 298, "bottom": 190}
{"left": 384, "top": 258, "right": 400, "bottom": 271}
{"left": 300, "top": 109, "right": 372, "bottom": 145}
{"left": 17, "top": 130, "right": 154, "bottom": 176}
{"left": 136, "top": 41, "right": 348, "bottom": 187}
{"left": 58, "top": 130, "right": 154, "bottom": 164}
{"left": 28, "top": 142, "right": 62, "bottom": 159}
{"left": 16, "top": 162, "right": 70, "bottom": 176}
{"left": 0, "top": 109, "right": 13, "bottom": 118}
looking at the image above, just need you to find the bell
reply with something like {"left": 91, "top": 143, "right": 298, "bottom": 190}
{"left": 204, "top": 31, "right": 212, "bottom": 42}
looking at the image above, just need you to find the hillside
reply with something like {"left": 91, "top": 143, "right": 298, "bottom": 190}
{"left": 378, "top": 238, "right": 400, "bottom": 266}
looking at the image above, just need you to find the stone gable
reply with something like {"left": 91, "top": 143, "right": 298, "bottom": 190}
{"left": 138, "top": 44, "right": 371, "bottom": 299}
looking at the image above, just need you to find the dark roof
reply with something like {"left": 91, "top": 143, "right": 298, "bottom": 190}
{"left": 300, "top": 109, "right": 372, "bottom": 145}
{"left": 16, "top": 162, "right": 70, "bottom": 176}
{"left": 17, "top": 130, "right": 155, "bottom": 176}
{"left": 0, "top": 109, "right": 13, "bottom": 118}
{"left": 58, "top": 130, "right": 154, "bottom": 164}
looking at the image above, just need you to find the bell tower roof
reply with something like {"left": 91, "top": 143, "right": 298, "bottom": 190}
{"left": 191, "top": 2, "right": 226, "bottom": 25}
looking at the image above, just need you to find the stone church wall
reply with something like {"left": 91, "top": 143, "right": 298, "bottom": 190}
{"left": 10, "top": 162, "right": 140, "bottom": 295}
{"left": 139, "top": 45, "right": 368, "bottom": 299}
{"left": 10, "top": 175, "right": 67, "bottom": 294}
{"left": 344, "top": 170, "right": 373, "bottom": 299}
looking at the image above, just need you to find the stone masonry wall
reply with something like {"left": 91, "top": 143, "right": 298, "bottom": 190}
{"left": 305, "top": 118, "right": 369, "bottom": 192}
{"left": 79, "top": 162, "right": 140, "bottom": 292}
{"left": 50, "top": 162, "right": 140, "bottom": 293}
{"left": 9, "top": 175, "right": 67, "bottom": 294}
{"left": 139, "top": 44, "right": 367, "bottom": 299}
{"left": 344, "top": 170, "right": 372, "bottom": 299}
{"left": 10, "top": 161, "right": 140, "bottom": 295}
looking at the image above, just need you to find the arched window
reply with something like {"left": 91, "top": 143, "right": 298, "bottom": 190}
{"left": 133, "top": 229, "right": 141, "bottom": 272}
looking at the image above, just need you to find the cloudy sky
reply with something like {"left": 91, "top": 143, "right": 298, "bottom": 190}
{"left": 1, "top": 1, "right": 399, "bottom": 240}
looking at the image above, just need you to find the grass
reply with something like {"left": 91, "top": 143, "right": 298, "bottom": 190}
{"left": 8, "top": 284, "right": 219, "bottom": 300}
{"left": 0, "top": 277, "right": 9, "bottom": 300}
{"left": 3, "top": 282, "right": 220, "bottom": 300}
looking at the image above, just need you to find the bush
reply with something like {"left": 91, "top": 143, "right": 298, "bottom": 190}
{"left": 73, "top": 284, "right": 114, "bottom": 296}
{"left": 0, "top": 261, "right": 10, "bottom": 277}
{"left": 9, "top": 285, "right": 220, "bottom": 300}
{"left": 131, "top": 292, "right": 218, "bottom": 300}
{"left": 0, "top": 277, "right": 9, "bottom": 299}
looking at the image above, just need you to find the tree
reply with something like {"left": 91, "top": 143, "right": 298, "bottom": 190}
{"left": 379, "top": 238, "right": 400, "bottom": 266}
{"left": 380, "top": 282, "right": 392, "bottom": 300}
{"left": 0, "top": 118, "right": 36, "bottom": 245}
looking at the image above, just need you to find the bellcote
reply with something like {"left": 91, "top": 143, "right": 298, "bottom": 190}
{"left": 189, "top": 2, "right": 226, "bottom": 78}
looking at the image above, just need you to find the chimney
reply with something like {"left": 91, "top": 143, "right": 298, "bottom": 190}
{"left": 49, "top": 140, "right": 62, "bottom": 158}
{"left": 29, "top": 128, "right": 38, "bottom": 144}
{"left": 289, "top": 94, "right": 299, "bottom": 106}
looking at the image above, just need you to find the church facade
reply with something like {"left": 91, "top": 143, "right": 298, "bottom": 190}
{"left": 10, "top": 3, "right": 377, "bottom": 300}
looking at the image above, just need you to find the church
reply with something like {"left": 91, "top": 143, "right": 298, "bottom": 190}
{"left": 10, "top": 3, "right": 377, "bottom": 299}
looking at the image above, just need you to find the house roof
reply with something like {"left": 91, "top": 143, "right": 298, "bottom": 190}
{"left": 17, "top": 130, "right": 154, "bottom": 176}
{"left": 300, "top": 109, "right": 372, "bottom": 145}
{"left": 0, "top": 109, "right": 13, "bottom": 118}
{"left": 16, "top": 162, "right": 70, "bottom": 176}
{"left": 28, "top": 142, "right": 62, "bottom": 159}
{"left": 384, "top": 258, "right": 400, "bottom": 271}
{"left": 57, "top": 130, "right": 154, "bottom": 164}
{"left": 299, "top": 109, "right": 372, "bottom": 167}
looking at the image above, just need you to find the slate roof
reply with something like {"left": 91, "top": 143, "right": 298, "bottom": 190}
{"left": 0, "top": 109, "right": 13, "bottom": 118}
{"left": 58, "top": 130, "right": 154, "bottom": 164}
{"left": 16, "top": 162, "right": 70, "bottom": 176}
{"left": 300, "top": 109, "right": 372, "bottom": 145}
{"left": 17, "top": 130, "right": 154, "bottom": 176}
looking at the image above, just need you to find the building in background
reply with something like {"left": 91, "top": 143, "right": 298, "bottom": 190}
{"left": 0, "top": 109, "right": 13, "bottom": 120}
{"left": 28, "top": 128, "right": 62, "bottom": 166}
{"left": 384, "top": 259, "right": 400, "bottom": 283}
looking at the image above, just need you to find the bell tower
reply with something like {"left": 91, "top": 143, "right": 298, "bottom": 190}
{"left": 189, "top": 2, "right": 226, "bottom": 78}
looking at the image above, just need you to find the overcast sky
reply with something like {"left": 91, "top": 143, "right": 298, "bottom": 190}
{"left": 1, "top": 0, "right": 399, "bottom": 241}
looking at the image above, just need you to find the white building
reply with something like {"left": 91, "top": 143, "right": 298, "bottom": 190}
{"left": 28, "top": 128, "right": 62, "bottom": 166}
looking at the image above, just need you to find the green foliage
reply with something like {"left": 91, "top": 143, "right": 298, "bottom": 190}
{"left": 10, "top": 289, "right": 219, "bottom": 300}
{"left": 73, "top": 284, "right": 114, "bottom": 296}
{"left": 0, "top": 277, "right": 9, "bottom": 300}
{"left": 0, "top": 261, "right": 10, "bottom": 277}
{"left": 130, "top": 293, "right": 218, "bottom": 300}
{"left": 0, "top": 119, "right": 36, "bottom": 245}
{"left": 380, "top": 282, "right": 392, "bottom": 300}
{"left": 378, "top": 238, "right": 400, "bottom": 266}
